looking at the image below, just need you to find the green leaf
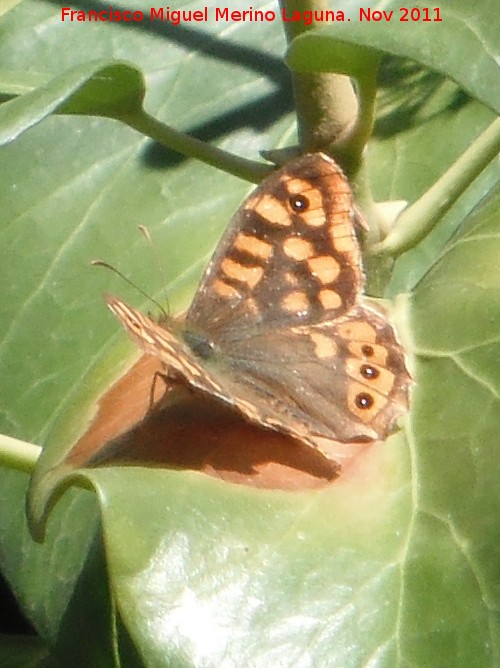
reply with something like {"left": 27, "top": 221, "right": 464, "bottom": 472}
{"left": 0, "top": 472, "right": 116, "bottom": 663}
{"left": 2, "top": 0, "right": 500, "bottom": 665}
{"left": 86, "top": 443, "right": 411, "bottom": 667}
{"left": 404, "top": 185, "right": 500, "bottom": 664}
{"left": 0, "top": 0, "right": 292, "bottom": 658}
{"left": 287, "top": 0, "right": 500, "bottom": 114}
{"left": 372, "top": 118, "right": 500, "bottom": 258}
{"left": 0, "top": 58, "right": 269, "bottom": 182}
{"left": 64, "top": 173, "right": 500, "bottom": 664}
{"left": 0, "top": 61, "right": 145, "bottom": 144}
{"left": 371, "top": 67, "right": 499, "bottom": 294}
{"left": 0, "top": 634, "right": 53, "bottom": 668}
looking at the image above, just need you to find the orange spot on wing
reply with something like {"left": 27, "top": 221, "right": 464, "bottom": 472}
{"left": 348, "top": 341, "right": 389, "bottom": 366}
{"left": 212, "top": 279, "right": 241, "bottom": 300}
{"left": 281, "top": 290, "right": 309, "bottom": 314}
{"left": 339, "top": 320, "right": 377, "bottom": 342}
{"left": 221, "top": 258, "right": 264, "bottom": 289}
{"left": 309, "top": 332, "right": 338, "bottom": 358}
{"left": 318, "top": 289, "right": 341, "bottom": 310}
{"left": 345, "top": 359, "right": 395, "bottom": 396}
{"left": 282, "top": 177, "right": 325, "bottom": 227}
{"left": 347, "top": 381, "right": 385, "bottom": 422}
{"left": 330, "top": 216, "right": 359, "bottom": 254}
{"left": 283, "top": 236, "right": 314, "bottom": 260}
{"left": 308, "top": 256, "right": 341, "bottom": 284}
{"left": 247, "top": 194, "right": 291, "bottom": 226}
{"left": 234, "top": 233, "right": 273, "bottom": 260}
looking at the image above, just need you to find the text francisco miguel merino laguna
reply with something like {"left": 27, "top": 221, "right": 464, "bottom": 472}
{"left": 62, "top": 5, "right": 373, "bottom": 24}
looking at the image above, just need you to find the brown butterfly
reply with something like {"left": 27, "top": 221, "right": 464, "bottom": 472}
{"left": 106, "top": 153, "right": 411, "bottom": 461}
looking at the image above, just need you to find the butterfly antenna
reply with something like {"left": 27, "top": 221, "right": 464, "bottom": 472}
{"left": 91, "top": 260, "right": 169, "bottom": 320}
{"left": 138, "top": 225, "right": 171, "bottom": 317}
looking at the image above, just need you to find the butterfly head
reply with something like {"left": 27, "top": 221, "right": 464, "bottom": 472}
{"left": 182, "top": 330, "right": 214, "bottom": 360}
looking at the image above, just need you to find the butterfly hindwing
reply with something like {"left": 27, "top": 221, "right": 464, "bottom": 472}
{"left": 208, "top": 304, "right": 411, "bottom": 445}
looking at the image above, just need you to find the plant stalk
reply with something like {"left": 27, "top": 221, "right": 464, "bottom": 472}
{"left": 279, "top": 0, "right": 360, "bottom": 173}
{"left": 0, "top": 434, "right": 40, "bottom": 473}
{"left": 372, "top": 117, "right": 500, "bottom": 257}
{"left": 120, "top": 109, "right": 273, "bottom": 183}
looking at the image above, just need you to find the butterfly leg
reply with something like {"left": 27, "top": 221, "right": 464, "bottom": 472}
{"left": 148, "top": 367, "right": 195, "bottom": 411}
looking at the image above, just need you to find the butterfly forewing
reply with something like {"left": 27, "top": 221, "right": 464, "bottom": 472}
{"left": 186, "top": 154, "right": 364, "bottom": 339}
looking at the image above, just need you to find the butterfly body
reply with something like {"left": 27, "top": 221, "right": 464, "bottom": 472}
{"left": 107, "top": 153, "right": 411, "bottom": 460}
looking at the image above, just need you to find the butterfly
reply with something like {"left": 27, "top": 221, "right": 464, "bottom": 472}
{"left": 106, "top": 153, "right": 411, "bottom": 462}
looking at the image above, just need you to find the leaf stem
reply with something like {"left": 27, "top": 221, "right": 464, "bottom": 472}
{"left": 279, "top": 0, "right": 361, "bottom": 174}
{"left": 372, "top": 117, "right": 500, "bottom": 257}
{"left": 121, "top": 109, "right": 272, "bottom": 183}
{"left": 0, "top": 434, "right": 40, "bottom": 473}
